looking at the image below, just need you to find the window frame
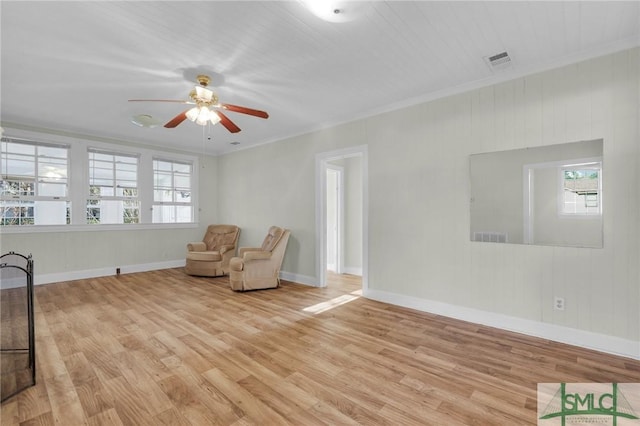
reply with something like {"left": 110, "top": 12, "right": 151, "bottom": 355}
{"left": 1, "top": 137, "right": 71, "bottom": 226}
{"left": 152, "top": 157, "right": 194, "bottom": 224}
{"left": 87, "top": 148, "right": 141, "bottom": 225}
{"left": 0, "top": 129, "right": 199, "bottom": 233}
{"left": 557, "top": 159, "right": 603, "bottom": 217}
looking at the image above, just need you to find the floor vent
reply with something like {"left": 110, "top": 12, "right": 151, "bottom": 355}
{"left": 473, "top": 232, "right": 508, "bottom": 243}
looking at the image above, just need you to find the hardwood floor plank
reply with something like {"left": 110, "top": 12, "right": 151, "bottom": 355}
{"left": 2, "top": 269, "right": 639, "bottom": 425}
{"left": 284, "top": 371, "right": 388, "bottom": 425}
{"left": 87, "top": 408, "right": 123, "bottom": 426}
{"left": 202, "top": 368, "right": 291, "bottom": 425}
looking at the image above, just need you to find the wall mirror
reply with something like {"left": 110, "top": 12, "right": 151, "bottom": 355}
{"left": 469, "top": 139, "right": 603, "bottom": 248}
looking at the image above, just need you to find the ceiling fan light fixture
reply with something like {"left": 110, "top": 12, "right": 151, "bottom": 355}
{"left": 187, "top": 106, "right": 221, "bottom": 126}
{"left": 195, "top": 107, "right": 211, "bottom": 125}
{"left": 210, "top": 111, "right": 221, "bottom": 125}
{"left": 186, "top": 106, "right": 200, "bottom": 122}
{"left": 195, "top": 85, "right": 214, "bottom": 102}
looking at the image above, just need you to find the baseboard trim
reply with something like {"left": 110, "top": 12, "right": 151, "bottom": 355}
{"left": 364, "top": 288, "right": 640, "bottom": 361}
{"left": 280, "top": 271, "right": 318, "bottom": 287}
{"left": 342, "top": 267, "right": 363, "bottom": 276}
{"left": 34, "top": 260, "right": 186, "bottom": 285}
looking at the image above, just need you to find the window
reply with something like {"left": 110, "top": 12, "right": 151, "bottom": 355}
{"left": 152, "top": 159, "right": 193, "bottom": 223}
{"left": 560, "top": 163, "right": 601, "bottom": 215}
{"left": 1, "top": 139, "right": 69, "bottom": 226}
{"left": 1, "top": 130, "right": 199, "bottom": 231}
{"left": 87, "top": 150, "right": 139, "bottom": 224}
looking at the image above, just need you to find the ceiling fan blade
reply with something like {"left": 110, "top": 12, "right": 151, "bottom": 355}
{"left": 215, "top": 111, "right": 241, "bottom": 133}
{"left": 128, "top": 99, "right": 194, "bottom": 104}
{"left": 164, "top": 110, "right": 190, "bottom": 128}
{"left": 220, "top": 103, "right": 269, "bottom": 119}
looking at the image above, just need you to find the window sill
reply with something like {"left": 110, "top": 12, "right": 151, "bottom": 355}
{"left": 0, "top": 222, "right": 199, "bottom": 234}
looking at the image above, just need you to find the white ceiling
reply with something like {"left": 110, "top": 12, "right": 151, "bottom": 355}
{"left": 1, "top": 1, "right": 639, "bottom": 155}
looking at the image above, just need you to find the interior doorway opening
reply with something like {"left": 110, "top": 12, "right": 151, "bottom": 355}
{"left": 326, "top": 165, "right": 343, "bottom": 273}
{"left": 316, "top": 145, "right": 368, "bottom": 291}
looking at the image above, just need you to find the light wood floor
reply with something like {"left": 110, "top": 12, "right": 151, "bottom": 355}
{"left": 1, "top": 269, "right": 639, "bottom": 425}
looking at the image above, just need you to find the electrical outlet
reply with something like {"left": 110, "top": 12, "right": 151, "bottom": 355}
{"left": 554, "top": 297, "right": 565, "bottom": 311}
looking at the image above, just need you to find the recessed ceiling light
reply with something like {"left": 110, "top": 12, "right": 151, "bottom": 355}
{"left": 130, "top": 114, "right": 161, "bottom": 128}
{"left": 301, "top": 1, "right": 370, "bottom": 23}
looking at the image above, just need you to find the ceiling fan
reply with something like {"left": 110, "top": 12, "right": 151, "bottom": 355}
{"left": 128, "top": 75, "right": 268, "bottom": 133}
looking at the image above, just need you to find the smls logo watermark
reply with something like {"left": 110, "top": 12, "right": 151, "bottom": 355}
{"left": 538, "top": 383, "right": 640, "bottom": 425}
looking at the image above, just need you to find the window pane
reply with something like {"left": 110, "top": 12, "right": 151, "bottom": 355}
{"left": 1, "top": 140, "right": 69, "bottom": 226}
{"left": 175, "top": 206, "right": 192, "bottom": 223}
{"left": 152, "top": 205, "right": 174, "bottom": 223}
{"left": 5, "top": 156, "right": 35, "bottom": 177}
{"left": 176, "top": 191, "right": 191, "bottom": 203}
{"left": 1, "top": 201, "right": 34, "bottom": 226}
{"left": 89, "top": 151, "right": 138, "bottom": 202}
{"left": 152, "top": 159, "right": 193, "bottom": 223}
{"left": 174, "top": 175, "right": 190, "bottom": 189}
{"left": 4, "top": 142, "right": 35, "bottom": 156}
{"left": 174, "top": 163, "right": 191, "bottom": 173}
{"left": 86, "top": 199, "right": 140, "bottom": 224}
{"left": 561, "top": 167, "right": 601, "bottom": 215}
{"left": 33, "top": 200, "right": 68, "bottom": 225}
{"left": 1, "top": 180, "right": 35, "bottom": 196}
{"left": 154, "top": 171, "right": 172, "bottom": 188}
{"left": 154, "top": 160, "right": 172, "bottom": 171}
{"left": 38, "top": 182, "right": 66, "bottom": 197}
{"left": 154, "top": 189, "right": 173, "bottom": 202}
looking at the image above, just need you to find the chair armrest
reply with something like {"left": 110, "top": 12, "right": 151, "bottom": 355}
{"left": 238, "top": 247, "right": 262, "bottom": 257}
{"left": 243, "top": 251, "right": 272, "bottom": 262}
{"left": 219, "top": 245, "right": 235, "bottom": 255}
{"left": 187, "top": 242, "right": 207, "bottom": 252}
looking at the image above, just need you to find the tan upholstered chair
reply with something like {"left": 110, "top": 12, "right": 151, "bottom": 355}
{"left": 229, "top": 226, "right": 291, "bottom": 291}
{"left": 185, "top": 224, "right": 240, "bottom": 277}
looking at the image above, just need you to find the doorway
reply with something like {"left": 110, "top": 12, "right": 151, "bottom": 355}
{"left": 326, "top": 165, "right": 344, "bottom": 273}
{"left": 315, "top": 145, "right": 368, "bottom": 291}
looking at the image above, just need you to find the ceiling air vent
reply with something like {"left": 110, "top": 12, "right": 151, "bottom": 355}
{"left": 484, "top": 51, "right": 512, "bottom": 71}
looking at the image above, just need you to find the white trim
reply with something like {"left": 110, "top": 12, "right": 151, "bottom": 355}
{"left": 1, "top": 277, "right": 27, "bottom": 290}
{"left": 364, "top": 288, "right": 639, "bottom": 361}
{"left": 0, "top": 222, "right": 198, "bottom": 234}
{"left": 280, "top": 271, "right": 318, "bottom": 287}
{"left": 33, "top": 259, "right": 185, "bottom": 285}
{"left": 342, "top": 267, "right": 363, "bottom": 276}
{"left": 315, "top": 145, "right": 368, "bottom": 291}
{"left": 523, "top": 166, "right": 534, "bottom": 244}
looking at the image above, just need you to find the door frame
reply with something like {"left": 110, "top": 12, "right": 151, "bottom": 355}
{"left": 315, "top": 145, "right": 368, "bottom": 290}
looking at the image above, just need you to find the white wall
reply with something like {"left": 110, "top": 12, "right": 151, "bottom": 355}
{"left": 217, "top": 48, "right": 639, "bottom": 352}
{"left": 344, "top": 156, "right": 362, "bottom": 274}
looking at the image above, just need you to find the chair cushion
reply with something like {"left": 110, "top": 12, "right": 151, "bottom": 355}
{"left": 187, "top": 251, "right": 222, "bottom": 262}
{"left": 203, "top": 225, "right": 239, "bottom": 251}
{"left": 261, "top": 226, "right": 284, "bottom": 251}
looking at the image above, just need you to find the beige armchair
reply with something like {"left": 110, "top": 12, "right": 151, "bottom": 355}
{"left": 229, "top": 226, "right": 291, "bottom": 291}
{"left": 185, "top": 224, "right": 240, "bottom": 277}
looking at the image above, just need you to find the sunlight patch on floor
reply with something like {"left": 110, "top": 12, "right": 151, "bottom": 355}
{"left": 302, "top": 289, "right": 362, "bottom": 314}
